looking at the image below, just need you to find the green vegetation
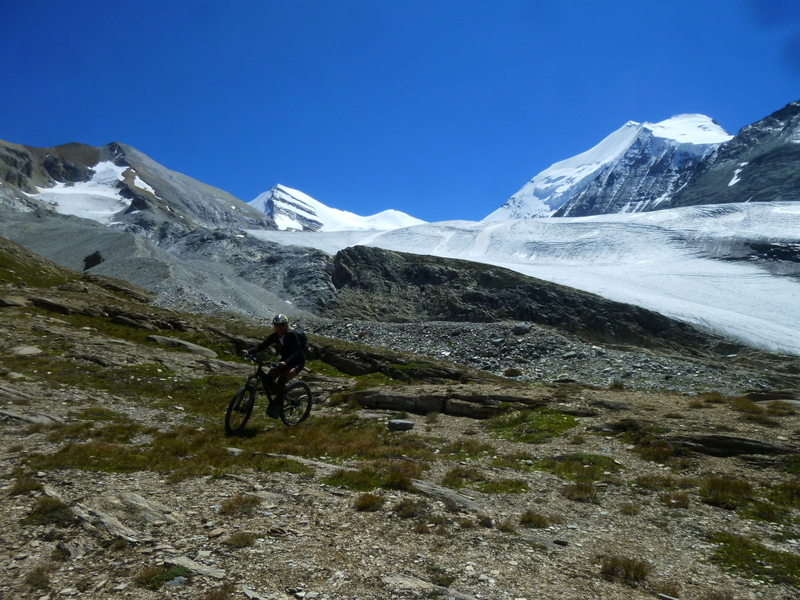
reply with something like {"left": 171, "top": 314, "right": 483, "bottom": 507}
{"left": 709, "top": 531, "right": 800, "bottom": 586}
{"left": 483, "top": 407, "right": 577, "bottom": 444}
{"left": 222, "top": 532, "right": 257, "bottom": 547}
{"left": 220, "top": 494, "right": 262, "bottom": 515}
{"left": 20, "top": 497, "right": 78, "bottom": 527}
{"left": 134, "top": 565, "right": 192, "bottom": 590}
{"left": 600, "top": 555, "right": 653, "bottom": 586}
{"left": 533, "top": 453, "right": 622, "bottom": 482}
{"left": 439, "top": 438, "right": 495, "bottom": 459}
{"left": 353, "top": 493, "right": 386, "bottom": 511}
{"left": 519, "top": 510, "right": 564, "bottom": 528}
{"left": 561, "top": 481, "right": 597, "bottom": 503}
{"left": 322, "top": 459, "right": 423, "bottom": 491}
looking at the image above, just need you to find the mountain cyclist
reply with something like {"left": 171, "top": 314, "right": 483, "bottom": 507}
{"left": 241, "top": 314, "right": 307, "bottom": 418}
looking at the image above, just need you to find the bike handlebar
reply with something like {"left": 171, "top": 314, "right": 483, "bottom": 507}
{"left": 242, "top": 353, "right": 282, "bottom": 369}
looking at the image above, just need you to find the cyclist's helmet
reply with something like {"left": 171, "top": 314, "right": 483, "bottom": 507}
{"left": 272, "top": 314, "right": 289, "bottom": 325}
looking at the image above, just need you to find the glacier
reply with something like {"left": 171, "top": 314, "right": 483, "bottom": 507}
{"left": 248, "top": 202, "right": 800, "bottom": 356}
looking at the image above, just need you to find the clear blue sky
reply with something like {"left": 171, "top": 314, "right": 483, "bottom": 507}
{"left": 2, "top": 1, "right": 799, "bottom": 222}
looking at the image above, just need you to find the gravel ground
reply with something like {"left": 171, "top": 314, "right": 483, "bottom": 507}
{"left": 296, "top": 318, "right": 782, "bottom": 398}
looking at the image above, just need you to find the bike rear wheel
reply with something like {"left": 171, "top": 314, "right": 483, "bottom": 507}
{"left": 226, "top": 385, "right": 255, "bottom": 434}
{"left": 280, "top": 381, "right": 313, "bottom": 426}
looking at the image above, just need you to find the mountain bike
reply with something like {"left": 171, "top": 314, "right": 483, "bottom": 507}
{"left": 225, "top": 356, "right": 313, "bottom": 434}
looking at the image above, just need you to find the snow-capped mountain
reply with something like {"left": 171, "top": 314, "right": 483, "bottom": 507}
{"left": 667, "top": 100, "right": 800, "bottom": 209}
{"left": 484, "top": 115, "right": 731, "bottom": 220}
{"left": 0, "top": 141, "right": 274, "bottom": 238}
{"left": 249, "top": 184, "right": 425, "bottom": 232}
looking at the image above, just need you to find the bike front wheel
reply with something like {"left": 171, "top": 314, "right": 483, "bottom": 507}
{"left": 280, "top": 381, "right": 313, "bottom": 426}
{"left": 225, "top": 385, "right": 255, "bottom": 434}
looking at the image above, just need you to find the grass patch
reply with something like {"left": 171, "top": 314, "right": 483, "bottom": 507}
{"left": 219, "top": 494, "right": 262, "bottom": 515}
{"left": 699, "top": 475, "right": 753, "bottom": 510}
{"left": 392, "top": 498, "right": 429, "bottom": 519}
{"left": 9, "top": 476, "right": 44, "bottom": 496}
{"left": 484, "top": 407, "right": 577, "bottom": 444}
{"left": 353, "top": 493, "right": 386, "bottom": 512}
{"left": 256, "top": 457, "right": 312, "bottom": 474}
{"left": 600, "top": 555, "right": 653, "bottom": 585}
{"left": 134, "top": 565, "right": 192, "bottom": 590}
{"left": 439, "top": 438, "right": 494, "bottom": 459}
{"left": 619, "top": 503, "right": 641, "bottom": 515}
{"left": 24, "top": 563, "right": 57, "bottom": 590}
{"left": 323, "top": 459, "right": 422, "bottom": 492}
{"left": 426, "top": 565, "right": 455, "bottom": 587}
{"left": 708, "top": 531, "right": 800, "bottom": 586}
{"left": 519, "top": 510, "right": 564, "bottom": 528}
{"left": 534, "top": 453, "right": 622, "bottom": 482}
{"left": 20, "top": 497, "right": 78, "bottom": 527}
{"left": 222, "top": 532, "right": 257, "bottom": 547}
{"left": 609, "top": 419, "right": 690, "bottom": 469}
{"left": 561, "top": 481, "right": 597, "bottom": 503}
{"left": 730, "top": 397, "right": 781, "bottom": 427}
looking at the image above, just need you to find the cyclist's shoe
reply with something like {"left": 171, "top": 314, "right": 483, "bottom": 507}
{"left": 266, "top": 402, "right": 281, "bottom": 418}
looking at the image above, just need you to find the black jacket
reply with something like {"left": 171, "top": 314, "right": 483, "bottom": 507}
{"left": 249, "top": 329, "right": 305, "bottom": 367}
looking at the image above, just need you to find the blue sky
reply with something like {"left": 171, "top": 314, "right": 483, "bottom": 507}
{"left": 2, "top": 1, "right": 799, "bottom": 222}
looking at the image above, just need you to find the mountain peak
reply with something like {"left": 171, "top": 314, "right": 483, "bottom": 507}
{"left": 484, "top": 114, "right": 731, "bottom": 221}
{"left": 249, "top": 184, "right": 425, "bottom": 232}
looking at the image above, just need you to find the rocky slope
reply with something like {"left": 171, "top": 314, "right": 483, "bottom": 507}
{"left": 666, "top": 100, "right": 800, "bottom": 209}
{"left": 0, "top": 140, "right": 274, "bottom": 239}
{"left": 2, "top": 237, "right": 800, "bottom": 600}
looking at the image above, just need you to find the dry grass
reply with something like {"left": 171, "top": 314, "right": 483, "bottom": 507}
{"left": 219, "top": 494, "right": 262, "bottom": 515}
{"left": 600, "top": 554, "right": 653, "bottom": 585}
{"left": 562, "top": 481, "right": 597, "bottom": 503}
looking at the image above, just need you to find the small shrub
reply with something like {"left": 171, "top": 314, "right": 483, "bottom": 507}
{"left": 520, "top": 510, "right": 564, "bottom": 528}
{"left": 600, "top": 555, "right": 653, "bottom": 585}
{"left": 222, "top": 532, "right": 257, "bottom": 548}
{"left": 457, "top": 517, "right": 475, "bottom": 529}
{"left": 393, "top": 498, "right": 428, "bottom": 519}
{"left": 256, "top": 457, "right": 312, "bottom": 474}
{"left": 477, "top": 514, "right": 493, "bottom": 528}
{"left": 24, "top": 563, "right": 56, "bottom": 590}
{"left": 562, "top": 482, "right": 597, "bottom": 503}
{"left": 609, "top": 380, "right": 625, "bottom": 391}
{"left": 414, "top": 522, "right": 431, "bottom": 534}
{"left": 20, "top": 497, "right": 77, "bottom": 527}
{"left": 9, "top": 477, "right": 44, "bottom": 496}
{"left": 441, "top": 466, "right": 484, "bottom": 489}
{"left": 655, "top": 581, "right": 681, "bottom": 597}
{"left": 619, "top": 503, "right": 641, "bottom": 515}
{"left": 426, "top": 565, "right": 455, "bottom": 587}
{"left": 496, "top": 519, "right": 517, "bottom": 534}
{"left": 219, "top": 494, "right": 262, "bottom": 516}
{"left": 353, "top": 493, "right": 385, "bottom": 512}
{"left": 535, "top": 453, "right": 621, "bottom": 482}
